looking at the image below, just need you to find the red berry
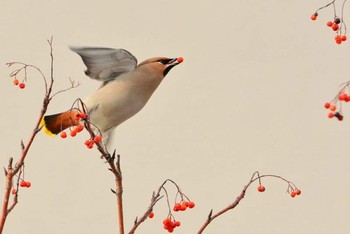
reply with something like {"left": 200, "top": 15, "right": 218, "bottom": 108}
{"left": 20, "top": 180, "right": 27, "bottom": 187}
{"left": 179, "top": 204, "right": 187, "bottom": 211}
{"left": 163, "top": 218, "right": 172, "bottom": 225}
{"left": 60, "top": 131, "right": 67, "bottom": 138}
{"left": 332, "top": 23, "right": 339, "bottom": 31}
{"left": 311, "top": 14, "right": 317, "bottom": 21}
{"left": 295, "top": 189, "right": 301, "bottom": 195}
{"left": 291, "top": 191, "right": 297, "bottom": 198}
{"left": 341, "top": 35, "right": 347, "bottom": 41}
{"left": 328, "top": 112, "right": 334, "bottom": 118}
{"left": 70, "top": 130, "right": 77, "bottom": 137}
{"left": 188, "top": 201, "right": 195, "bottom": 208}
{"left": 87, "top": 141, "right": 94, "bottom": 149}
{"left": 339, "top": 93, "right": 348, "bottom": 101}
{"left": 148, "top": 212, "right": 154, "bottom": 218}
{"left": 13, "top": 79, "right": 19, "bottom": 86}
{"left": 324, "top": 102, "right": 331, "bottom": 109}
{"left": 327, "top": 21, "right": 333, "bottom": 27}
{"left": 257, "top": 185, "right": 265, "bottom": 192}
{"left": 19, "top": 83, "right": 25, "bottom": 89}
{"left": 173, "top": 203, "right": 181, "bottom": 211}
{"left": 329, "top": 105, "right": 336, "bottom": 111}
{"left": 335, "top": 35, "right": 342, "bottom": 44}
{"left": 11, "top": 188, "right": 16, "bottom": 195}
{"left": 93, "top": 135, "right": 102, "bottom": 143}
{"left": 75, "top": 125, "right": 84, "bottom": 132}
{"left": 174, "top": 221, "right": 181, "bottom": 227}
{"left": 25, "top": 181, "right": 31, "bottom": 188}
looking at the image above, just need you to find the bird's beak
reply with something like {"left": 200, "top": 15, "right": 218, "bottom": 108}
{"left": 171, "top": 57, "right": 184, "bottom": 65}
{"left": 163, "top": 57, "right": 184, "bottom": 77}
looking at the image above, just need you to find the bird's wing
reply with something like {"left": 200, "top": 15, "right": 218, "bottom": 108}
{"left": 70, "top": 47, "right": 138, "bottom": 85}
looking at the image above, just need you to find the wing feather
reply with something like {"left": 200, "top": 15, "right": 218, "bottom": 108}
{"left": 70, "top": 47, "right": 138, "bottom": 85}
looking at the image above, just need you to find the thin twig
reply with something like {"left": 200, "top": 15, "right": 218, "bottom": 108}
{"left": 50, "top": 78, "right": 80, "bottom": 100}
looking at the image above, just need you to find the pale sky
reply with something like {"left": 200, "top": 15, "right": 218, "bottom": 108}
{"left": 1, "top": 0, "right": 350, "bottom": 233}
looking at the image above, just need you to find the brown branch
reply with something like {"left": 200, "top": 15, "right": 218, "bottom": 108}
{"left": 128, "top": 179, "right": 176, "bottom": 234}
{"left": 80, "top": 106, "right": 124, "bottom": 234}
{"left": 7, "top": 168, "right": 22, "bottom": 214}
{"left": 0, "top": 159, "right": 13, "bottom": 233}
{"left": 197, "top": 172, "right": 299, "bottom": 234}
{"left": 0, "top": 37, "right": 56, "bottom": 234}
{"left": 50, "top": 78, "right": 80, "bottom": 100}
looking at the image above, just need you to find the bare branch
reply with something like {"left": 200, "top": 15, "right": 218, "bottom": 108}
{"left": 197, "top": 172, "right": 300, "bottom": 233}
{"left": 78, "top": 103, "right": 124, "bottom": 234}
{"left": 0, "top": 37, "right": 57, "bottom": 233}
{"left": 49, "top": 78, "right": 80, "bottom": 100}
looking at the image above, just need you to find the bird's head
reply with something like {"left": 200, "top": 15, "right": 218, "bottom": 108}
{"left": 138, "top": 57, "right": 184, "bottom": 77}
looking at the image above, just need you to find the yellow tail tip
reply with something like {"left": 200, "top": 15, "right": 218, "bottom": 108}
{"left": 40, "top": 117, "right": 56, "bottom": 137}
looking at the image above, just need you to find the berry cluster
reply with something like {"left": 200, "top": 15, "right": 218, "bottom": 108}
{"left": 311, "top": 0, "right": 348, "bottom": 44}
{"left": 146, "top": 179, "right": 194, "bottom": 233}
{"left": 84, "top": 135, "right": 102, "bottom": 149}
{"left": 290, "top": 189, "right": 302, "bottom": 198}
{"left": 173, "top": 200, "right": 195, "bottom": 212}
{"left": 253, "top": 171, "right": 301, "bottom": 199}
{"left": 324, "top": 102, "right": 344, "bottom": 121}
{"left": 162, "top": 217, "right": 181, "bottom": 233}
{"left": 60, "top": 124, "right": 85, "bottom": 138}
{"left": 57, "top": 107, "right": 104, "bottom": 149}
{"left": 324, "top": 83, "right": 350, "bottom": 121}
{"left": 20, "top": 180, "right": 31, "bottom": 188}
{"left": 59, "top": 112, "right": 87, "bottom": 138}
{"left": 11, "top": 180, "right": 32, "bottom": 195}
{"left": 12, "top": 78, "right": 26, "bottom": 89}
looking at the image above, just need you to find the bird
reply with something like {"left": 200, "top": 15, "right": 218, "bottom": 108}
{"left": 41, "top": 47, "right": 183, "bottom": 145}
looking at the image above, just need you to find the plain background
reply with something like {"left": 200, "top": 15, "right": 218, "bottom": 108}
{"left": 1, "top": 0, "right": 350, "bottom": 233}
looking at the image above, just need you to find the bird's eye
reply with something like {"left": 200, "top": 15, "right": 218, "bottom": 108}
{"left": 159, "top": 59, "right": 172, "bottom": 65}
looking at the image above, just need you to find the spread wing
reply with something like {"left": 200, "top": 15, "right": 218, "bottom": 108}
{"left": 71, "top": 47, "right": 138, "bottom": 86}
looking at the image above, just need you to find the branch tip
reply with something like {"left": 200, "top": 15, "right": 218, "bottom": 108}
{"left": 208, "top": 209, "right": 213, "bottom": 220}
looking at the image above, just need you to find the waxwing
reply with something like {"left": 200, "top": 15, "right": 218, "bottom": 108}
{"left": 41, "top": 47, "right": 183, "bottom": 144}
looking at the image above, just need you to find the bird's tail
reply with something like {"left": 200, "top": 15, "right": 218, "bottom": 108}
{"left": 40, "top": 110, "right": 81, "bottom": 136}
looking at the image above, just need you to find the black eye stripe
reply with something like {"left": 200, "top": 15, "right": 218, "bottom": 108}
{"left": 159, "top": 59, "right": 172, "bottom": 64}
